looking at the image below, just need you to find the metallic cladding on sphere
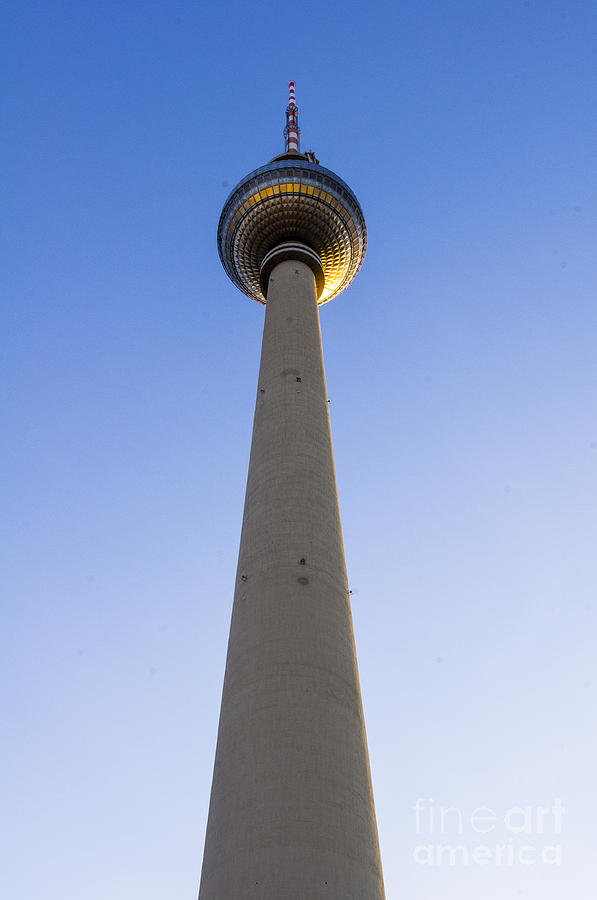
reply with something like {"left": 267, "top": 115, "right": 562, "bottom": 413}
{"left": 217, "top": 156, "right": 367, "bottom": 305}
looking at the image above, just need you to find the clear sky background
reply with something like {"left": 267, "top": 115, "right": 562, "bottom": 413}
{"left": 2, "top": 1, "right": 596, "bottom": 897}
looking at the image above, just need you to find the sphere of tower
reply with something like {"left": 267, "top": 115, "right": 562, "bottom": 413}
{"left": 217, "top": 154, "right": 367, "bottom": 305}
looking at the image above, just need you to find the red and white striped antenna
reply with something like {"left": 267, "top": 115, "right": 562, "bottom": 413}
{"left": 284, "top": 81, "right": 300, "bottom": 154}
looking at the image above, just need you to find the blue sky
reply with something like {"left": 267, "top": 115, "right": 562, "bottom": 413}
{"left": 2, "top": 1, "right": 596, "bottom": 897}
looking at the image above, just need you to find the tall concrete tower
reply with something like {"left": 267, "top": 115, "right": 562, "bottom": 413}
{"left": 199, "top": 84, "right": 385, "bottom": 899}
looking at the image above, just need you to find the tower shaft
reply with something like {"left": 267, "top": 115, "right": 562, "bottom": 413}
{"left": 198, "top": 258, "right": 385, "bottom": 898}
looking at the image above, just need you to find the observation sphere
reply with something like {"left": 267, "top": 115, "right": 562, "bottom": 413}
{"left": 218, "top": 153, "right": 367, "bottom": 305}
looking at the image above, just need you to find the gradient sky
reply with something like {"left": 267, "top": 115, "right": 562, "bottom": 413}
{"left": 2, "top": 1, "right": 596, "bottom": 897}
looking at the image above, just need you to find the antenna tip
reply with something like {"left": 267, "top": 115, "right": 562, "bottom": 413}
{"left": 288, "top": 81, "right": 296, "bottom": 107}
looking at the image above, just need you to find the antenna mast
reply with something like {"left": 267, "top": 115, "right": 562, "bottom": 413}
{"left": 284, "top": 81, "right": 300, "bottom": 153}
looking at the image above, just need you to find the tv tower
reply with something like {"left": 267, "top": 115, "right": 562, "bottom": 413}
{"left": 199, "top": 83, "right": 385, "bottom": 899}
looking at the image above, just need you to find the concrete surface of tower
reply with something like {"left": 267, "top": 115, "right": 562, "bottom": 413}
{"left": 199, "top": 83, "right": 385, "bottom": 899}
